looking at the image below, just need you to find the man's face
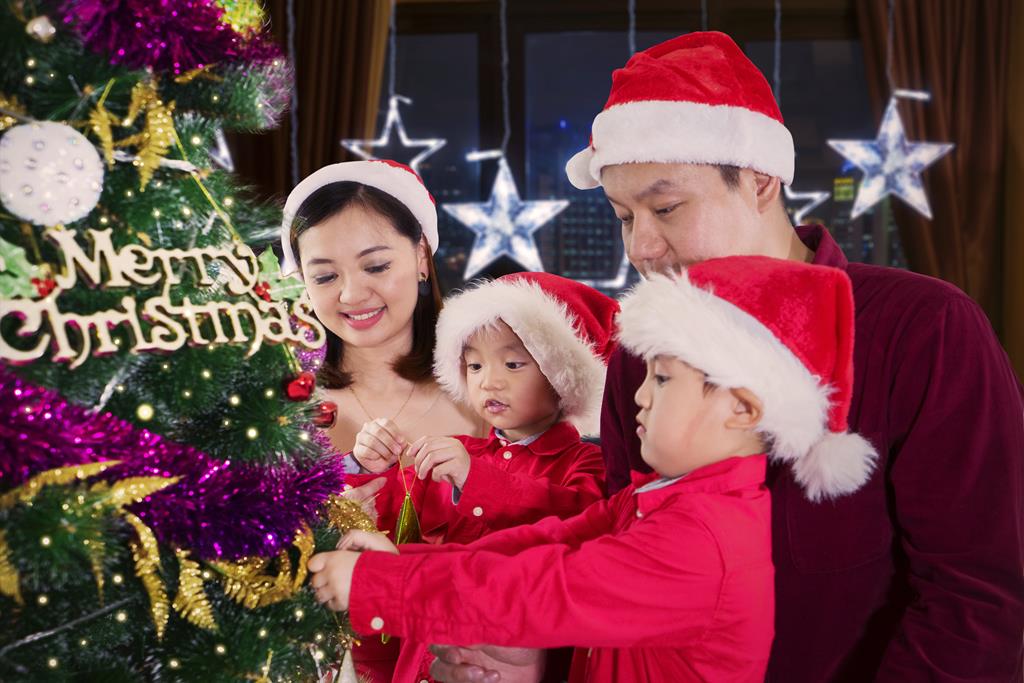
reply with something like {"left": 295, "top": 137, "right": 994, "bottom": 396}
{"left": 601, "top": 162, "right": 771, "bottom": 275}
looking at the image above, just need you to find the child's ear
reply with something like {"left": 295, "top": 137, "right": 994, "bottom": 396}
{"left": 724, "top": 387, "right": 763, "bottom": 431}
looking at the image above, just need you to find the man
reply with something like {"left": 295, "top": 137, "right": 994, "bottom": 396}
{"left": 431, "top": 31, "right": 1024, "bottom": 682}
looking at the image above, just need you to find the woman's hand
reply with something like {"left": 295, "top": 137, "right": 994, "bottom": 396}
{"left": 341, "top": 476, "right": 387, "bottom": 525}
{"left": 336, "top": 529, "right": 399, "bottom": 554}
{"left": 408, "top": 436, "right": 472, "bottom": 489}
{"left": 352, "top": 417, "right": 407, "bottom": 473}
{"left": 308, "top": 550, "right": 361, "bottom": 612}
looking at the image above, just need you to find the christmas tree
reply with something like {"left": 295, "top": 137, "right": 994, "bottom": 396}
{"left": 0, "top": 1, "right": 355, "bottom": 679}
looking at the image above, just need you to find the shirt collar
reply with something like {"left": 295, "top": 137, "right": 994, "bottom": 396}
{"left": 797, "top": 224, "right": 849, "bottom": 270}
{"left": 631, "top": 455, "right": 768, "bottom": 497}
{"left": 487, "top": 421, "right": 581, "bottom": 457}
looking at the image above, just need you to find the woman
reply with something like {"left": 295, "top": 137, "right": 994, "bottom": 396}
{"left": 282, "top": 160, "right": 484, "bottom": 681}
{"left": 281, "top": 160, "right": 484, "bottom": 464}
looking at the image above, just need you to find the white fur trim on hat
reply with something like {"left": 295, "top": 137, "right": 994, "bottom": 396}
{"left": 566, "top": 100, "right": 795, "bottom": 189}
{"left": 793, "top": 431, "right": 877, "bottom": 502}
{"left": 434, "top": 279, "right": 607, "bottom": 435}
{"left": 617, "top": 273, "right": 829, "bottom": 463}
{"left": 279, "top": 161, "right": 438, "bottom": 277}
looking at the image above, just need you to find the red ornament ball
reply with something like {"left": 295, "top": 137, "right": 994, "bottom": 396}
{"left": 284, "top": 371, "right": 316, "bottom": 401}
{"left": 312, "top": 401, "right": 337, "bottom": 429}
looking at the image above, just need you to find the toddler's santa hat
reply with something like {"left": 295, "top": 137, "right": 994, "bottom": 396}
{"left": 566, "top": 31, "right": 795, "bottom": 189}
{"left": 617, "top": 256, "right": 876, "bottom": 501}
{"left": 434, "top": 272, "right": 619, "bottom": 436}
{"left": 279, "top": 159, "right": 438, "bottom": 277}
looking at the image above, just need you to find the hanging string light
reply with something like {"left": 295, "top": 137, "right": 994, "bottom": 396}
{"left": 339, "top": 0, "right": 446, "bottom": 174}
{"left": 826, "top": 0, "right": 954, "bottom": 219}
{"left": 441, "top": 0, "right": 569, "bottom": 280}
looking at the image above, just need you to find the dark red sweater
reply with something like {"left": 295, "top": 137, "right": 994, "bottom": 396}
{"left": 600, "top": 227, "right": 1024, "bottom": 681}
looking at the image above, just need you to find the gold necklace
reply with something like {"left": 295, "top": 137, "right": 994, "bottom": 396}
{"left": 349, "top": 382, "right": 417, "bottom": 423}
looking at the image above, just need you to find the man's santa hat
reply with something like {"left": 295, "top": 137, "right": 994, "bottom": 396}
{"left": 566, "top": 31, "right": 795, "bottom": 189}
{"left": 279, "top": 159, "right": 438, "bottom": 277}
{"left": 617, "top": 256, "right": 876, "bottom": 501}
{"left": 434, "top": 272, "right": 619, "bottom": 436}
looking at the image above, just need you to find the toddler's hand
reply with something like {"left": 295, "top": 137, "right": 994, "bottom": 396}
{"left": 352, "top": 418, "right": 407, "bottom": 473}
{"left": 308, "top": 550, "right": 360, "bottom": 612}
{"left": 409, "top": 436, "right": 472, "bottom": 489}
{"left": 337, "top": 529, "right": 399, "bottom": 554}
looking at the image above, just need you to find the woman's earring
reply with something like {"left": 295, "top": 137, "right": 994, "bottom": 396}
{"left": 417, "top": 272, "right": 429, "bottom": 296}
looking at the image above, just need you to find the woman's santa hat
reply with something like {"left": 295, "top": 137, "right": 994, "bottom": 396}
{"left": 279, "top": 159, "right": 438, "bottom": 277}
{"left": 434, "top": 272, "right": 619, "bottom": 436}
{"left": 566, "top": 31, "right": 795, "bottom": 189}
{"left": 617, "top": 255, "right": 876, "bottom": 501}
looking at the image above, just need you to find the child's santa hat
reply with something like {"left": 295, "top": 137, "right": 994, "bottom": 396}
{"left": 279, "top": 159, "right": 438, "bottom": 277}
{"left": 617, "top": 256, "right": 876, "bottom": 501}
{"left": 566, "top": 31, "right": 795, "bottom": 189}
{"left": 434, "top": 273, "right": 619, "bottom": 436}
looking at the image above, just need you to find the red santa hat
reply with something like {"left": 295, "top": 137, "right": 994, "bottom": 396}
{"left": 434, "top": 272, "right": 619, "bottom": 436}
{"left": 617, "top": 256, "right": 876, "bottom": 501}
{"left": 566, "top": 31, "right": 795, "bottom": 189}
{"left": 279, "top": 159, "right": 438, "bottom": 277}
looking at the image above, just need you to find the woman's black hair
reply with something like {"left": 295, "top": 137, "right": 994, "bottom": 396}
{"left": 289, "top": 181, "right": 442, "bottom": 389}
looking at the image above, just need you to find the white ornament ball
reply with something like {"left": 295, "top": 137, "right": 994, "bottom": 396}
{"left": 0, "top": 122, "right": 104, "bottom": 226}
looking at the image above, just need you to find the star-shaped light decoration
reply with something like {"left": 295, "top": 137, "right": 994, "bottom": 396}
{"left": 783, "top": 185, "right": 830, "bottom": 225}
{"left": 443, "top": 152, "right": 569, "bottom": 280}
{"left": 827, "top": 93, "right": 953, "bottom": 220}
{"left": 341, "top": 95, "right": 446, "bottom": 174}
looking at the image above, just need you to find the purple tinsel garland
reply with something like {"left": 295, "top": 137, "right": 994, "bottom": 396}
{"left": 0, "top": 369, "right": 344, "bottom": 560}
{"left": 62, "top": 0, "right": 281, "bottom": 75}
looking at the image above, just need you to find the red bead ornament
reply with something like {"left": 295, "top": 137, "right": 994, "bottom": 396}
{"left": 253, "top": 281, "right": 272, "bottom": 302}
{"left": 283, "top": 371, "right": 316, "bottom": 401}
{"left": 31, "top": 277, "right": 57, "bottom": 297}
{"left": 312, "top": 401, "right": 337, "bottom": 429}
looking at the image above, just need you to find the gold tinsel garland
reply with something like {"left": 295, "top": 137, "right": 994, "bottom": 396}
{"left": 0, "top": 93, "right": 27, "bottom": 132}
{"left": 211, "top": 524, "right": 314, "bottom": 609}
{"left": 172, "top": 548, "right": 218, "bottom": 631}
{"left": 123, "top": 512, "right": 170, "bottom": 639}
{"left": 0, "top": 460, "right": 120, "bottom": 509}
{"left": 0, "top": 529, "right": 23, "bottom": 605}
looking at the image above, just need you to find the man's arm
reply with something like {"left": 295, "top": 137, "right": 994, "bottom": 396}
{"left": 600, "top": 347, "right": 650, "bottom": 494}
{"left": 349, "top": 506, "right": 722, "bottom": 649}
{"left": 399, "top": 492, "right": 620, "bottom": 557}
{"left": 879, "top": 296, "right": 1024, "bottom": 679}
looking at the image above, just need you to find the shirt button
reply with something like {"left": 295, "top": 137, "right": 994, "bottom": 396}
{"left": 370, "top": 616, "right": 384, "bottom": 630}
{"left": 472, "top": 506, "right": 484, "bottom": 517}
{"left": 502, "top": 450, "right": 513, "bottom": 460}
{"left": 635, "top": 509, "right": 643, "bottom": 519}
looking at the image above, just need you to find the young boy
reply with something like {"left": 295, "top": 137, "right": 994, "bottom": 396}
{"left": 311, "top": 256, "right": 877, "bottom": 682}
{"left": 343, "top": 271, "right": 619, "bottom": 681}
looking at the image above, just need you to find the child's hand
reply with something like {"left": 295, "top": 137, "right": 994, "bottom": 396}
{"left": 352, "top": 418, "right": 407, "bottom": 473}
{"left": 337, "top": 529, "right": 399, "bottom": 554}
{"left": 409, "top": 436, "right": 472, "bottom": 489}
{"left": 341, "top": 476, "right": 387, "bottom": 525}
{"left": 308, "top": 550, "right": 360, "bottom": 612}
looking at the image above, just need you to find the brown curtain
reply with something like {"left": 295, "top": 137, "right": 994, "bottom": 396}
{"left": 1006, "top": 2, "right": 1024, "bottom": 379}
{"left": 855, "top": 0, "right": 1014, "bottom": 340}
{"left": 227, "top": 0, "right": 391, "bottom": 202}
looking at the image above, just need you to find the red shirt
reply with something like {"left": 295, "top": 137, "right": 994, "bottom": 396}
{"left": 601, "top": 226, "right": 1024, "bottom": 681}
{"left": 345, "top": 422, "right": 605, "bottom": 682}
{"left": 349, "top": 455, "right": 774, "bottom": 683}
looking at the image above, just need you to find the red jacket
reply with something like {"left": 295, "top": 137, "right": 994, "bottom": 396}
{"left": 601, "top": 227, "right": 1024, "bottom": 681}
{"left": 345, "top": 422, "right": 605, "bottom": 682}
{"left": 349, "top": 455, "right": 774, "bottom": 683}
